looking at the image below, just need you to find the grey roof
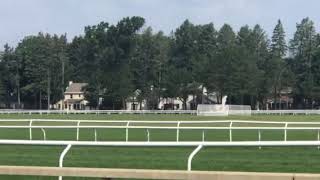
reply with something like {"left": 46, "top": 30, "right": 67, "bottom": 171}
{"left": 65, "top": 83, "right": 87, "bottom": 94}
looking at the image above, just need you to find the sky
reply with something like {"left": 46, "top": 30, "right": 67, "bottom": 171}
{"left": 1, "top": 0, "right": 320, "bottom": 48}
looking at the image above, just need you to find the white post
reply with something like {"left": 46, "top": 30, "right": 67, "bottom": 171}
{"left": 94, "top": 129, "right": 97, "bottom": 142}
{"left": 76, "top": 121, "right": 80, "bottom": 141}
{"left": 318, "top": 130, "right": 320, "bottom": 149}
{"left": 126, "top": 121, "right": 130, "bottom": 142}
{"left": 176, "top": 122, "right": 181, "bottom": 142}
{"left": 147, "top": 129, "right": 150, "bottom": 142}
{"left": 29, "top": 120, "right": 33, "bottom": 140}
{"left": 187, "top": 145, "right": 203, "bottom": 171}
{"left": 229, "top": 122, "right": 233, "bottom": 142}
{"left": 284, "top": 123, "right": 288, "bottom": 141}
{"left": 258, "top": 130, "right": 261, "bottom": 149}
{"left": 41, "top": 128, "right": 46, "bottom": 140}
{"left": 202, "top": 130, "right": 205, "bottom": 142}
{"left": 58, "top": 144, "right": 72, "bottom": 180}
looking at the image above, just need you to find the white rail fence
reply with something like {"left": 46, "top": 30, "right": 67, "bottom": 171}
{"left": 2, "top": 120, "right": 320, "bottom": 179}
{"left": 1, "top": 109, "right": 320, "bottom": 115}
{"left": 1, "top": 140, "right": 320, "bottom": 180}
{"left": 2, "top": 119, "right": 320, "bottom": 142}
{"left": 0, "top": 109, "right": 197, "bottom": 115}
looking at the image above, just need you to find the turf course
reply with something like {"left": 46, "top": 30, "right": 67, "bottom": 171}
{"left": 0, "top": 114, "right": 320, "bottom": 180}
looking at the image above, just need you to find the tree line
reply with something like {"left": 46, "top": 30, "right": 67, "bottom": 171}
{"left": 0, "top": 16, "right": 320, "bottom": 110}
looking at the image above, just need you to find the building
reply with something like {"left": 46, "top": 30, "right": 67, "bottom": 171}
{"left": 125, "top": 87, "right": 218, "bottom": 110}
{"left": 266, "top": 87, "right": 293, "bottom": 110}
{"left": 55, "top": 81, "right": 89, "bottom": 110}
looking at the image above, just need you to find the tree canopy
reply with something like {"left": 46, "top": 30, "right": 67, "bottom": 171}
{"left": 1, "top": 16, "right": 320, "bottom": 110}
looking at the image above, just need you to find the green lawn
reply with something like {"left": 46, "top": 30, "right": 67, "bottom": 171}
{"left": 0, "top": 114, "right": 320, "bottom": 179}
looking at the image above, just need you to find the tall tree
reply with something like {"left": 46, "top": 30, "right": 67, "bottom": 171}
{"left": 290, "top": 17, "right": 317, "bottom": 108}
{"left": 267, "top": 20, "right": 288, "bottom": 109}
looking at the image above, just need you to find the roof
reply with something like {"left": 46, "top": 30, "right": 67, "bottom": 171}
{"left": 65, "top": 83, "right": 87, "bottom": 94}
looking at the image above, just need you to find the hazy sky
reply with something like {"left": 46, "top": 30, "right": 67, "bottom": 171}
{"left": 1, "top": 0, "right": 320, "bottom": 48}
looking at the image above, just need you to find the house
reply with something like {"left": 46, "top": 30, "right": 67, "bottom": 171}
{"left": 125, "top": 87, "right": 218, "bottom": 110}
{"left": 55, "top": 81, "right": 89, "bottom": 110}
{"left": 266, "top": 87, "right": 293, "bottom": 110}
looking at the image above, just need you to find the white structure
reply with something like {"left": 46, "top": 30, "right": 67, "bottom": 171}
{"left": 54, "top": 81, "right": 89, "bottom": 110}
{"left": 197, "top": 95, "right": 251, "bottom": 116}
{"left": 126, "top": 87, "right": 217, "bottom": 110}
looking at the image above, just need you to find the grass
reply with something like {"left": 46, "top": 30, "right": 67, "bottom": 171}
{"left": 0, "top": 114, "right": 320, "bottom": 179}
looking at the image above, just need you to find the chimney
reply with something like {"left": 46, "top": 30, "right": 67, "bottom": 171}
{"left": 69, "top": 81, "right": 73, "bottom": 86}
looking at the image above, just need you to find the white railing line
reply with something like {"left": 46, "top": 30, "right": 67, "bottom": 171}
{"left": 1, "top": 140, "right": 320, "bottom": 146}
{"left": 0, "top": 110, "right": 197, "bottom": 115}
{"left": 187, "top": 145, "right": 203, "bottom": 171}
{"left": 3, "top": 125, "right": 320, "bottom": 130}
{"left": 59, "top": 144, "right": 72, "bottom": 180}
{"left": 2, "top": 109, "right": 320, "bottom": 115}
{"left": 3, "top": 119, "right": 320, "bottom": 126}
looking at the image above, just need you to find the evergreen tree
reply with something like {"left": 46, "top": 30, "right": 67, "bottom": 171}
{"left": 290, "top": 17, "right": 317, "bottom": 108}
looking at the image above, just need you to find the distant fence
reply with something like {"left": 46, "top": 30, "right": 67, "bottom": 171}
{"left": 252, "top": 109, "right": 320, "bottom": 115}
{"left": 0, "top": 109, "right": 197, "bottom": 115}
{"left": 1, "top": 109, "right": 320, "bottom": 115}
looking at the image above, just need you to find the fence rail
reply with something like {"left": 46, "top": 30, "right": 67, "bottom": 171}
{"left": 0, "top": 109, "right": 197, "bottom": 115}
{"left": 1, "top": 140, "right": 320, "bottom": 180}
{"left": 1, "top": 109, "right": 320, "bottom": 115}
{"left": 2, "top": 119, "right": 320, "bottom": 142}
{"left": 1, "top": 119, "right": 320, "bottom": 179}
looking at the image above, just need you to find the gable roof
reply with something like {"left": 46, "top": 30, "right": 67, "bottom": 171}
{"left": 65, "top": 83, "right": 87, "bottom": 94}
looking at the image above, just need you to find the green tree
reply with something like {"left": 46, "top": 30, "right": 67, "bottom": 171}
{"left": 290, "top": 17, "right": 317, "bottom": 108}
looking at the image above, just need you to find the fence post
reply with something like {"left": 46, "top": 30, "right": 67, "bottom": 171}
{"left": 258, "top": 130, "right": 261, "bottom": 149}
{"left": 126, "top": 121, "right": 130, "bottom": 142}
{"left": 59, "top": 144, "right": 72, "bottom": 180}
{"left": 176, "top": 122, "right": 181, "bottom": 142}
{"left": 187, "top": 145, "right": 203, "bottom": 171}
{"left": 41, "top": 128, "right": 46, "bottom": 140}
{"left": 284, "top": 123, "right": 288, "bottom": 141}
{"left": 29, "top": 120, "right": 33, "bottom": 140}
{"left": 318, "top": 129, "right": 320, "bottom": 149}
{"left": 229, "top": 121, "right": 233, "bottom": 142}
{"left": 94, "top": 129, "right": 97, "bottom": 142}
{"left": 202, "top": 130, "right": 205, "bottom": 142}
{"left": 76, "top": 121, "right": 80, "bottom": 141}
{"left": 147, "top": 129, "right": 150, "bottom": 142}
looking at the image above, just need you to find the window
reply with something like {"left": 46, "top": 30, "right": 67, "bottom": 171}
{"left": 79, "top": 94, "right": 81, "bottom": 98}
{"left": 70, "top": 94, "right": 73, "bottom": 99}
